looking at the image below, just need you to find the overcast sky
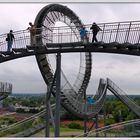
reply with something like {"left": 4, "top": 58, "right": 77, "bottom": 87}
{"left": 0, "top": 3, "right": 140, "bottom": 95}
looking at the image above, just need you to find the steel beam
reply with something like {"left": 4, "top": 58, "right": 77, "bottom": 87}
{"left": 55, "top": 52, "right": 61, "bottom": 137}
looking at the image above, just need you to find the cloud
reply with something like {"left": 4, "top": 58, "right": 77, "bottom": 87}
{"left": 0, "top": 56, "right": 46, "bottom": 93}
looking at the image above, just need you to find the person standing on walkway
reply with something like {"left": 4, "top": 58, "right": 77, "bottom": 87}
{"left": 87, "top": 96, "right": 95, "bottom": 110}
{"left": 90, "top": 22, "right": 101, "bottom": 43}
{"left": 6, "top": 30, "right": 15, "bottom": 52}
{"left": 27, "top": 22, "right": 36, "bottom": 46}
{"left": 79, "top": 26, "right": 88, "bottom": 43}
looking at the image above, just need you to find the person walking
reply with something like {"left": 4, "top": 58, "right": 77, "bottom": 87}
{"left": 90, "top": 22, "right": 101, "bottom": 43}
{"left": 87, "top": 96, "right": 95, "bottom": 110}
{"left": 27, "top": 22, "right": 36, "bottom": 46}
{"left": 79, "top": 26, "right": 88, "bottom": 43}
{"left": 6, "top": 30, "right": 15, "bottom": 52}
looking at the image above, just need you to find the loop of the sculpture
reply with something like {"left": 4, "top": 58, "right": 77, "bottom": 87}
{"left": 35, "top": 4, "right": 92, "bottom": 95}
{"left": 34, "top": 4, "right": 92, "bottom": 118}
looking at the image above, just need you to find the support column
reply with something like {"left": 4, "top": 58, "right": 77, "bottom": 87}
{"left": 95, "top": 114, "right": 99, "bottom": 137}
{"left": 103, "top": 103, "right": 106, "bottom": 137}
{"left": 55, "top": 52, "right": 61, "bottom": 137}
{"left": 84, "top": 119, "right": 87, "bottom": 136}
{"left": 84, "top": 92, "right": 87, "bottom": 136}
{"left": 45, "top": 86, "right": 50, "bottom": 137}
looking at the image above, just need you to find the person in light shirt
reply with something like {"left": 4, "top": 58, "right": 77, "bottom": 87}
{"left": 27, "top": 22, "right": 36, "bottom": 46}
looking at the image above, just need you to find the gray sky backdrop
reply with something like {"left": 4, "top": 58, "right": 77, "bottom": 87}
{"left": 0, "top": 3, "right": 140, "bottom": 94}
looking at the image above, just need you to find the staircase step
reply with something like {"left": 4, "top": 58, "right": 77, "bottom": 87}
{"left": 0, "top": 51, "right": 14, "bottom": 56}
{"left": 12, "top": 48, "right": 28, "bottom": 53}
{"left": 26, "top": 45, "right": 36, "bottom": 50}
{"left": 26, "top": 45, "right": 46, "bottom": 50}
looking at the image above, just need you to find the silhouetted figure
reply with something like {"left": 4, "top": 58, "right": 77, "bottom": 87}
{"left": 90, "top": 22, "right": 101, "bottom": 43}
{"left": 27, "top": 22, "right": 36, "bottom": 46}
{"left": 6, "top": 30, "right": 15, "bottom": 52}
{"left": 79, "top": 27, "right": 88, "bottom": 43}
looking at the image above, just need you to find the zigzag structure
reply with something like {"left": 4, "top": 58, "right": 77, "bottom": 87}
{"left": 0, "top": 82, "right": 12, "bottom": 101}
{"left": 0, "top": 3, "right": 140, "bottom": 137}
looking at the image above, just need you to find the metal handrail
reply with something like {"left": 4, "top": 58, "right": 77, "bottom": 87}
{"left": 0, "top": 104, "right": 55, "bottom": 134}
{"left": 77, "top": 119, "right": 140, "bottom": 137}
{"left": 1, "top": 20, "right": 140, "bottom": 51}
{"left": 107, "top": 78, "right": 140, "bottom": 117}
{"left": 0, "top": 82, "right": 12, "bottom": 92}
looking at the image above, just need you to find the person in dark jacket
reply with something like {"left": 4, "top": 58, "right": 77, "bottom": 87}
{"left": 6, "top": 30, "right": 15, "bottom": 52}
{"left": 90, "top": 22, "right": 101, "bottom": 43}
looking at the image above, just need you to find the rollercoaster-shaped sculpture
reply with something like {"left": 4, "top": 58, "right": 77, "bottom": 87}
{"left": 34, "top": 4, "right": 105, "bottom": 119}
{"left": 34, "top": 4, "right": 140, "bottom": 119}
{"left": 0, "top": 3, "right": 140, "bottom": 137}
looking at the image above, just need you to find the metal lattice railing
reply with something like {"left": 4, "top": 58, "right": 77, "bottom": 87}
{"left": 0, "top": 82, "right": 12, "bottom": 93}
{"left": 0, "top": 81, "right": 12, "bottom": 100}
{"left": 107, "top": 78, "right": 140, "bottom": 117}
{"left": 44, "top": 20, "right": 140, "bottom": 44}
{"left": 1, "top": 20, "right": 140, "bottom": 51}
{"left": 0, "top": 104, "right": 55, "bottom": 137}
{"left": 0, "top": 30, "right": 30, "bottom": 51}
{"left": 77, "top": 119, "right": 140, "bottom": 137}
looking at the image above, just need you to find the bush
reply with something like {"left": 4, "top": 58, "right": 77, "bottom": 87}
{"left": 106, "top": 118, "right": 115, "bottom": 125}
{"left": 0, "top": 116, "right": 17, "bottom": 126}
{"left": 68, "top": 122, "right": 83, "bottom": 129}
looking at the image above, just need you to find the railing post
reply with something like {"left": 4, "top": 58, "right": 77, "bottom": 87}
{"left": 70, "top": 28, "right": 72, "bottom": 43}
{"left": 95, "top": 114, "right": 99, "bottom": 137}
{"left": 61, "top": 33, "right": 62, "bottom": 43}
{"left": 84, "top": 91, "right": 87, "bottom": 137}
{"left": 58, "top": 27, "right": 60, "bottom": 43}
{"left": 45, "top": 86, "right": 50, "bottom": 137}
{"left": 137, "top": 27, "right": 140, "bottom": 44}
{"left": 101, "top": 24, "right": 105, "bottom": 42}
{"left": 55, "top": 52, "right": 61, "bottom": 137}
{"left": 103, "top": 99, "right": 106, "bottom": 137}
{"left": 109, "top": 30, "right": 112, "bottom": 43}
{"left": 115, "top": 23, "right": 120, "bottom": 42}
{"left": 125, "top": 22, "right": 132, "bottom": 43}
